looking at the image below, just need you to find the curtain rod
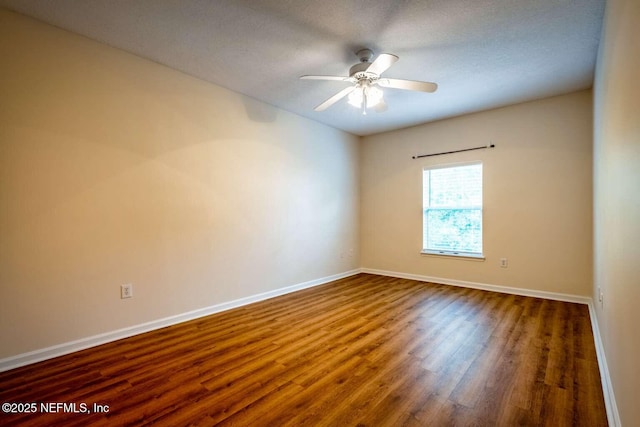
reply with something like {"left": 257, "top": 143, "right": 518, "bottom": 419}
{"left": 412, "top": 144, "right": 495, "bottom": 159}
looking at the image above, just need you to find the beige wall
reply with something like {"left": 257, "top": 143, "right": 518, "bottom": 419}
{"left": 593, "top": 0, "right": 640, "bottom": 424}
{"left": 0, "top": 10, "right": 360, "bottom": 358}
{"left": 361, "top": 91, "right": 593, "bottom": 296}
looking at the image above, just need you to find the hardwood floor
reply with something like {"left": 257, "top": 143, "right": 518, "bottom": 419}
{"left": 0, "top": 274, "right": 607, "bottom": 426}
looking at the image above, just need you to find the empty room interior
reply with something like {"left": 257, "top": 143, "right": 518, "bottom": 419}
{"left": 0, "top": 0, "right": 638, "bottom": 426}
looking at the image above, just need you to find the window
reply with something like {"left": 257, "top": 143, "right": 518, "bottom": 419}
{"left": 422, "top": 162, "right": 483, "bottom": 257}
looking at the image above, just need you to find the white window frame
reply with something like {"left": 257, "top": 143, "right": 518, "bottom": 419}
{"left": 421, "top": 161, "right": 484, "bottom": 259}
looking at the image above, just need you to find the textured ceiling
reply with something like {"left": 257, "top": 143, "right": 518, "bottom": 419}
{"left": 0, "top": 0, "right": 605, "bottom": 136}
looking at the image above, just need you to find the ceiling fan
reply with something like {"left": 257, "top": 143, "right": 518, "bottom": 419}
{"left": 301, "top": 49, "right": 438, "bottom": 115}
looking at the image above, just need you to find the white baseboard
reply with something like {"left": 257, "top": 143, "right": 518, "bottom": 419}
{"left": 361, "top": 268, "right": 592, "bottom": 304}
{"left": 0, "top": 269, "right": 361, "bottom": 373}
{"left": 587, "top": 303, "right": 621, "bottom": 427}
{"left": 361, "top": 267, "right": 619, "bottom": 426}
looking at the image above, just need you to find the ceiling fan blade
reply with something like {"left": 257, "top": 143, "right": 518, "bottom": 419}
{"left": 378, "top": 78, "right": 438, "bottom": 93}
{"left": 314, "top": 86, "right": 356, "bottom": 111}
{"left": 365, "top": 53, "right": 399, "bottom": 76}
{"left": 300, "top": 75, "right": 351, "bottom": 81}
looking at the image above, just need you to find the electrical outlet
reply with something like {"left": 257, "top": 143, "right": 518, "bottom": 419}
{"left": 598, "top": 286, "right": 604, "bottom": 306}
{"left": 600, "top": 291, "right": 604, "bottom": 306}
{"left": 500, "top": 258, "right": 508, "bottom": 268}
{"left": 121, "top": 284, "right": 133, "bottom": 299}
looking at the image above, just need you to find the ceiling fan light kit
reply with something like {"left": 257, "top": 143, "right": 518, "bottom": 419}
{"left": 348, "top": 82, "right": 383, "bottom": 115}
{"left": 301, "top": 48, "right": 437, "bottom": 114}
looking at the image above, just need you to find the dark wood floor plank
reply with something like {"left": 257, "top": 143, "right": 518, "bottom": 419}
{"left": 0, "top": 273, "right": 608, "bottom": 426}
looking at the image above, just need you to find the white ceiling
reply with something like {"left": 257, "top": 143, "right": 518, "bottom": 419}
{"left": 0, "top": 0, "right": 605, "bottom": 136}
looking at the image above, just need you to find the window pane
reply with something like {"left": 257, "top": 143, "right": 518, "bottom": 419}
{"left": 428, "top": 164, "right": 482, "bottom": 207}
{"left": 424, "top": 209, "right": 482, "bottom": 253}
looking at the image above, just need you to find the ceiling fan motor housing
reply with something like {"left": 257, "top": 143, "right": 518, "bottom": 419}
{"left": 350, "top": 49, "right": 380, "bottom": 80}
{"left": 349, "top": 63, "right": 379, "bottom": 80}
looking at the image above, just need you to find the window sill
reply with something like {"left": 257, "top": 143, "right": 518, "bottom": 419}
{"left": 420, "top": 250, "right": 485, "bottom": 261}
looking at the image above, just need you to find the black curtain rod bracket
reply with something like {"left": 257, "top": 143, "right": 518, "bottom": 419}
{"left": 412, "top": 143, "right": 495, "bottom": 159}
